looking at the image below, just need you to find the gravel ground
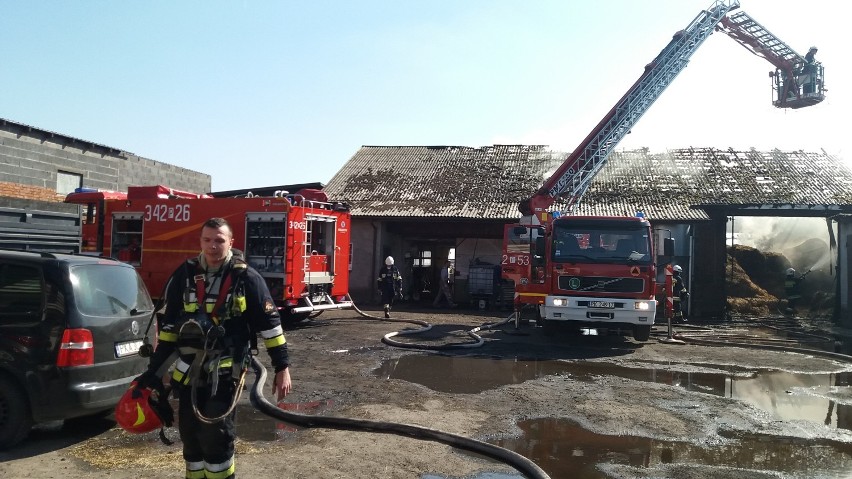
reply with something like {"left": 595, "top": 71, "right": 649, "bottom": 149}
{"left": 2, "top": 306, "right": 852, "bottom": 479}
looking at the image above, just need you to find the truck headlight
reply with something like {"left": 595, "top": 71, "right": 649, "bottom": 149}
{"left": 634, "top": 301, "right": 651, "bottom": 311}
{"left": 553, "top": 298, "right": 568, "bottom": 307}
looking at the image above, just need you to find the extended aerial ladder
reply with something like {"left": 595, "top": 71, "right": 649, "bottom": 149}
{"left": 720, "top": 11, "right": 825, "bottom": 109}
{"left": 518, "top": 0, "right": 825, "bottom": 222}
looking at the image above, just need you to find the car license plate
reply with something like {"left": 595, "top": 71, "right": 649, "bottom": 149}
{"left": 589, "top": 301, "right": 615, "bottom": 309}
{"left": 115, "top": 340, "right": 143, "bottom": 358}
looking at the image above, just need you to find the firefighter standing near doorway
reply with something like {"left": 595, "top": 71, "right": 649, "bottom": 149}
{"left": 377, "top": 256, "right": 403, "bottom": 318}
{"left": 433, "top": 260, "right": 457, "bottom": 308}
{"left": 130, "top": 217, "right": 291, "bottom": 479}
{"left": 672, "top": 265, "right": 689, "bottom": 322}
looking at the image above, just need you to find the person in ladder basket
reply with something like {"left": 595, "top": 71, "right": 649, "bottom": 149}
{"left": 672, "top": 265, "right": 689, "bottom": 323}
{"left": 377, "top": 256, "right": 403, "bottom": 318}
{"left": 133, "top": 217, "right": 292, "bottom": 479}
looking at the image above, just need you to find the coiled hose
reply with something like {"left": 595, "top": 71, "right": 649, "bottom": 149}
{"left": 249, "top": 355, "right": 551, "bottom": 479}
{"left": 348, "top": 295, "right": 514, "bottom": 350}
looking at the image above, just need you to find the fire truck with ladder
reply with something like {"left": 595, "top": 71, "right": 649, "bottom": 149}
{"left": 501, "top": 0, "right": 825, "bottom": 341}
{"left": 65, "top": 185, "right": 353, "bottom": 322}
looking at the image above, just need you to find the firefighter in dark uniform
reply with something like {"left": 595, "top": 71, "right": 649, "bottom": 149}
{"left": 135, "top": 217, "right": 291, "bottom": 479}
{"left": 672, "top": 265, "right": 689, "bottom": 322}
{"left": 784, "top": 267, "right": 804, "bottom": 314}
{"left": 377, "top": 256, "right": 402, "bottom": 318}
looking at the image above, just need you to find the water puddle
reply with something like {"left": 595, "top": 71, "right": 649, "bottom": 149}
{"left": 234, "top": 399, "right": 334, "bottom": 441}
{"left": 375, "top": 355, "right": 852, "bottom": 430}
{"left": 489, "top": 418, "right": 852, "bottom": 479}
{"left": 421, "top": 417, "right": 852, "bottom": 479}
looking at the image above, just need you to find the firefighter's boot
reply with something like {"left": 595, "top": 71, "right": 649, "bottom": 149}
{"left": 383, "top": 304, "right": 391, "bottom": 319}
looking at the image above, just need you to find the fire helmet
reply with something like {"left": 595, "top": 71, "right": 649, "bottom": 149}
{"left": 786, "top": 268, "right": 796, "bottom": 276}
{"left": 672, "top": 265, "right": 682, "bottom": 273}
{"left": 385, "top": 256, "right": 394, "bottom": 266}
{"left": 115, "top": 383, "right": 163, "bottom": 434}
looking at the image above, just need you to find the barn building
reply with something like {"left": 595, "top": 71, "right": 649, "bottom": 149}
{"left": 323, "top": 145, "right": 852, "bottom": 324}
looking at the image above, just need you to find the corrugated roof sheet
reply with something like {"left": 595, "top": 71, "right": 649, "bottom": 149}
{"left": 323, "top": 145, "right": 852, "bottom": 221}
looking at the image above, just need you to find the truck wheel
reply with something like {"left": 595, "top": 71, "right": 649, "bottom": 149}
{"left": 633, "top": 325, "right": 651, "bottom": 342}
{"left": 0, "top": 376, "right": 33, "bottom": 450}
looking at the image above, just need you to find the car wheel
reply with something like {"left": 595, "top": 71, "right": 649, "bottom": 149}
{"left": 633, "top": 325, "right": 651, "bottom": 342}
{"left": 0, "top": 376, "right": 33, "bottom": 450}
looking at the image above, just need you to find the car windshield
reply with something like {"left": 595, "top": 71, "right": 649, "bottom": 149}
{"left": 552, "top": 223, "right": 651, "bottom": 264}
{"left": 71, "top": 264, "right": 153, "bottom": 316}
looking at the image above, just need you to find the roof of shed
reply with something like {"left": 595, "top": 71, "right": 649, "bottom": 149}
{"left": 323, "top": 145, "right": 852, "bottom": 221}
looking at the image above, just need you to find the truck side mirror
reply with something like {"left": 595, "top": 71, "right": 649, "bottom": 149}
{"left": 663, "top": 238, "right": 675, "bottom": 257}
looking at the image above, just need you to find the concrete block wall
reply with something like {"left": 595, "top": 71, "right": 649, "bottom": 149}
{"left": 0, "top": 119, "right": 210, "bottom": 202}
{"left": 118, "top": 153, "right": 209, "bottom": 194}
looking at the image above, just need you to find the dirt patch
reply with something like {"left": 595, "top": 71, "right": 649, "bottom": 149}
{"left": 2, "top": 307, "right": 852, "bottom": 479}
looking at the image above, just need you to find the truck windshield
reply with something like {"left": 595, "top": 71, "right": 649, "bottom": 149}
{"left": 552, "top": 223, "right": 651, "bottom": 264}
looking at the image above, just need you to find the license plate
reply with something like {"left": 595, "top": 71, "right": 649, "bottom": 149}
{"left": 588, "top": 301, "right": 615, "bottom": 309}
{"left": 115, "top": 340, "right": 143, "bottom": 358}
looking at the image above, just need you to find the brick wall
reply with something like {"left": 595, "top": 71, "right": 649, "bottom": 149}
{"left": 0, "top": 181, "right": 64, "bottom": 202}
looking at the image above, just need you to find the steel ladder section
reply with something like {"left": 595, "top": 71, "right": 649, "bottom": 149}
{"left": 547, "top": 0, "right": 738, "bottom": 213}
{"left": 721, "top": 11, "right": 804, "bottom": 69}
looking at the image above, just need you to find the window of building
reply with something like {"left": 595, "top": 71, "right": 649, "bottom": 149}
{"left": 56, "top": 171, "right": 82, "bottom": 196}
{"left": 413, "top": 250, "right": 432, "bottom": 267}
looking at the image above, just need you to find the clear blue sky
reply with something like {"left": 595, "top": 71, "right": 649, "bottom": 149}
{"left": 1, "top": 1, "right": 845, "bottom": 192}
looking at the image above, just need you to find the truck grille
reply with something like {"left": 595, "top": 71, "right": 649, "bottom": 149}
{"left": 557, "top": 275, "right": 645, "bottom": 293}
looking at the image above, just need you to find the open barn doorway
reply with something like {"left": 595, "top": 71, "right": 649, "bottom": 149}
{"left": 726, "top": 216, "right": 837, "bottom": 320}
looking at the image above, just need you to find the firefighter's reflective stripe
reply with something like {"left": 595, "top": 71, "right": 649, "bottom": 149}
{"left": 232, "top": 295, "right": 246, "bottom": 313}
{"left": 172, "top": 357, "right": 236, "bottom": 382}
{"left": 785, "top": 279, "right": 802, "bottom": 299}
{"left": 205, "top": 456, "right": 235, "bottom": 479}
{"left": 172, "top": 358, "right": 191, "bottom": 383}
{"left": 160, "top": 330, "right": 179, "bottom": 343}
{"left": 183, "top": 302, "right": 220, "bottom": 313}
{"left": 260, "top": 325, "right": 286, "bottom": 348}
{"left": 208, "top": 357, "right": 233, "bottom": 373}
{"left": 185, "top": 460, "right": 205, "bottom": 479}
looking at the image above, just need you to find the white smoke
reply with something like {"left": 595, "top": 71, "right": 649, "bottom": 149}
{"left": 730, "top": 216, "right": 833, "bottom": 272}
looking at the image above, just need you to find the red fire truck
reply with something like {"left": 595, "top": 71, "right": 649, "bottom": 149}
{"left": 502, "top": 0, "right": 825, "bottom": 340}
{"left": 65, "top": 185, "right": 353, "bottom": 321}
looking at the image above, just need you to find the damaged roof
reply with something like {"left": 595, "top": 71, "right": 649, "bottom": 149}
{"left": 323, "top": 145, "right": 852, "bottom": 221}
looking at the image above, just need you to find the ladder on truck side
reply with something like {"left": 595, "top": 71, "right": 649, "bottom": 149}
{"left": 289, "top": 194, "right": 348, "bottom": 314}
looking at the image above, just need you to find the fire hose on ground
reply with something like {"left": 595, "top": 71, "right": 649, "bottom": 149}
{"left": 654, "top": 319, "right": 852, "bottom": 363}
{"left": 248, "top": 355, "right": 551, "bottom": 479}
{"left": 347, "top": 294, "right": 514, "bottom": 350}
